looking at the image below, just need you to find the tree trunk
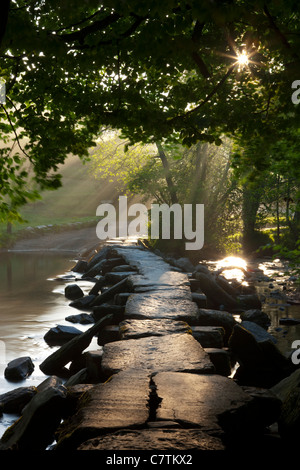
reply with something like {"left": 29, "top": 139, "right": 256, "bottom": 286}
{"left": 189, "top": 142, "right": 209, "bottom": 205}
{"left": 288, "top": 180, "right": 300, "bottom": 243}
{"left": 291, "top": 197, "right": 300, "bottom": 241}
{"left": 156, "top": 142, "right": 178, "bottom": 205}
{"left": 0, "top": 0, "right": 11, "bottom": 51}
{"left": 285, "top": 178, "right": 291, "bottom": 228}
{"left": 275, "top": 174, "right": 281, "bottom": 243}
{"left": 242, "top": 181, "right": 262, "bottom": 253}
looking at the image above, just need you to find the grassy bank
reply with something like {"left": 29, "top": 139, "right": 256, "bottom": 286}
{"left": 0, "top": 155, "right": 117, "bottom": 248}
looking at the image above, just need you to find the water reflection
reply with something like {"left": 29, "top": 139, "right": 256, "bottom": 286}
{"left": 0, "top": 253, "right": 79, "bottom": 369}
{"left": 216, "top": 256, "right": 248, "bottom": 283}
{"left": 209, "top": 255, "right": 300, "bottom": 355}
{"left": 0, "top": 252, "right": 99, "bottom": 438}
{"left": 253, "top": 259, "right": 300, "bottom": 355}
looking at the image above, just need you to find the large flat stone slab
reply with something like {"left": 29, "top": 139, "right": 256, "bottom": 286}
{"left": 100, "top": 333, "right": 215, "bottom": 378}
{"left": 119, "top": 319, "right": 191, "bottom": 340}
{"left": 56, "top": 370, "right": 150, "bottom": 450}
{"left": 153, "top": 372, "right": 252, "bottom": 434}
{"left": 125, "top": 292, "right": 199, "bottom": 324}
{"left": 109, "top": 245, "right": 190, "bottom": 291}
{"left": 132, "top": 284, "right": 192, "bottom": 294}
{"left": 77, "top": 428, "right": 225, "bottom": 450}
{"left": 109, "top": 246, "right": 180, "bottom": 276}
{"left": 127, "top": 272, "right": 190, "bottom": 291}
{"left": 131, "top": 284, "right": 193, "bottom": 297}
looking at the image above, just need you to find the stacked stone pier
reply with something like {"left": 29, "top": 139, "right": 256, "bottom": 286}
{"left": 0, "top": 239, "right": 289, "bottom": 451}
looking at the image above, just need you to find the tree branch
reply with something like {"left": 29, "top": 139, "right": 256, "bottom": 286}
{"left": 192, "top": 52, "right": 211, "bottom": 79}
{"left": 191, "top": 20, "right": 205, "bottom": 42}
{"left": 53, "top": 8, "right": 105, "bottom": 33}
{"left": 0, "top": 103, "right": 33, "bottom": 163}
{"left": 5, "top": 57, "right": 22, "bottom": 93}
{"left": 0, "top": 0, "right": 11, "bottom": 51}
{"left": 191, "top": 20, "right": 211, "bottom": 79}
{"left": 58, "top": 12, "right": 121, "bottom": 44}
{"left": 9, "top": 1, "right": 36, "bottom": 11}
{"left": 263, "top": 5, "right": 299, "bottom": 61}
{"left": 156, "top": 142, "right": 178, "bottom": 205}
{"left": 170, "top": 64, "right": 235, "bottom": 125}
{"left": 71, "top": 16, "right": 146, "bottom": 50}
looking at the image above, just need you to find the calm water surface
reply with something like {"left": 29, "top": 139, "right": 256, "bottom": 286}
{"left": 0, "top": 252, "right": 96, "bottom": 438}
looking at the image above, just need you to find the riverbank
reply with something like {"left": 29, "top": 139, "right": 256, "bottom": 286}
{"left": 2, "top": 224, "right": 102, "bottom": 257}
{"left": 0, "top": 238, "right": 300, "bottom": 452}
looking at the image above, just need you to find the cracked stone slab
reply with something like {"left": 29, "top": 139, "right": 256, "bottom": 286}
{"left": 77, "top": 428, "right": 225, "bottom": 450}
{"left": 153, "top": 372, "right": 252, "bottom": 434}
{"left": 124, "top": 292, "right": 199, "bottom": 324}
{"left": 119, "top": 319, "right": 192, "bottom": 340}
{"left": 100, "top": 333, "right": 215, "bottom": 378}
{"left": 55, "top": 369, "right": 150, "bottom": 450}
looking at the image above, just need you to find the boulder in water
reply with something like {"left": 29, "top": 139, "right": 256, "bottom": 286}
{"left": 0, "top": 384, "right": 68, "bottom": 450}
{"left": 229, "top": 323, "right": 293, "bottom": 387}
{"left": 71, "top": 260, "right": 88, "bottom": 274}
{"left": 4, "top": 357, "right": 35, "bottom": 381}
{"left": 44, "top": 325, "right": 83, "bottom": 346}
{"left": 65, "top": 284, "right": 84, "bottom": 300}
{"left": 240, "top": 309, "right": 271, "bottom": 329}
{"left": 65, "top": 313, "right": 94, "bottom": 325}
{"left": 0, "top": 386, "right": 37, "bottom": 414}
{"left": 196, "top": 309, "right": 237, "bottom": 344}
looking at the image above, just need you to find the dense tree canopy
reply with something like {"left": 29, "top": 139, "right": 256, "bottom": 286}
{"left": 0, "top": 0, "right": 299, "bottom": 222}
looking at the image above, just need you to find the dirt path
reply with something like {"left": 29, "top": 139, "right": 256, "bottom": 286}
{"left": 6, "top": 225, "right": 103, "bottom": 257}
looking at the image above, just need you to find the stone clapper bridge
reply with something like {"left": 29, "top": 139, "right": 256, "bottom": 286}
{"left": 1, "top": 238, "right": 281, "bottom": 451}
{"left": 46, "top": 238, "right": 279, "bottom": 451}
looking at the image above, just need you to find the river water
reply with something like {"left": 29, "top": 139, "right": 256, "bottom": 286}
{"left": 0, "top": 251, "right": 299, "bottom": 440}
{"left": 0, "top": 251, "right": 97, "bottom": 438}
{"left": 212, "top": 257, "right": 300, "bottom": 355}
